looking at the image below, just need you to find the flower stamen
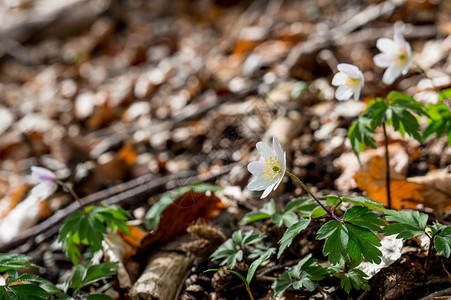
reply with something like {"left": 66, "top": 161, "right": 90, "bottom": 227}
{"left": 263, "top": 156, "right": 282, "bottom": 181}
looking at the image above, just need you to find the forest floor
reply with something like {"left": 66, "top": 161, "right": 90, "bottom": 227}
{"left": 0, "top": 0, "right": 451, "bottom": 299}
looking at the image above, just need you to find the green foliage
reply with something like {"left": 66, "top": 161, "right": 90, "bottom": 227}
{"left": 0, "top": 270, "right": 59, "bottom": 300}
{"left": 422, "top": 102, "right": 451, "bottom": 144}
{"left": 0, "top": 254, "right": 39, "bottom": 272}
{"left": 433, "top": 226, "right": 451, "bottom": 258}
{"left": 246, "top": 248, "right": 275, "bottom": 284}
{"left": 58, "top": 205, "right": 131, "bottom": 265}
{"left": 210, "top": 230, "right": 265, "bottom": 269}
{"left": 340, "top": 269, "right": 370, "bottom": 294}
{"left": 349, "top": 93, "right": 427, "bottom": 156}
{"left": 146, "top": 182, "right": 221, "bottom": 231}
{"left": 240, "top": 198, "right": 317, "bottom": 227}
{"left": 272, "top": 254, "right": 327, "bottom": 297}
{"left": 277, "top": 217, "right": 311, "bottom": 258}
{"left": 383, "top": 209, "right": 428, "bottom": 240}
{"left": 317, "top": 207, "right": 383, "bottom": 264}
{"left": 58, "top": 261, "right": 117, "bottom": 298}
{"left": 438, "top": 88, "right": 451, "bottom": 101}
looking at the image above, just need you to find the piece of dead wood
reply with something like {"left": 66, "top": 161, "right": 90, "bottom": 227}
{"left": 129, "top": 251, "right": 193, "bottom": 300}
{"left": 0, "top": 164, "right": 233, "bottom": 253}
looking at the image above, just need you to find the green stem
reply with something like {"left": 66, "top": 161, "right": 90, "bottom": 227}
{"left": 423, "top": 233, "right": 435, "bottom": 287}
{"left": 285, "top": 171, "right": 341, "bottom": 222}
{"left": 56, "top": 180, "right": 84, "bottom": 210}
{"left": 382, "top": 122, "right": 392, "bottom": 209}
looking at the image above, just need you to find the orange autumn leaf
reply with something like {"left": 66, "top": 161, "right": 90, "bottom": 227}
{"left": 354, "top": 156, "right": 424, "bottom": 210}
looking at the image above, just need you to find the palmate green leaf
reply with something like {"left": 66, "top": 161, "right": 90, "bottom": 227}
{"left": 58, "top": 205, "right": 130, "bottom": 265}
{"left": 340, "top": 269, "right": 370, "bottom": 294}
{"left": 383, "top": 210, "right": 428, "bottom": 240}
{"left": 348, "top": 116, "right": 377, "bottom": 157}
{"left": 343, "top": 206, "right": 385, "bottom": 231}
{"left": 0, "top": 254, "right": 40, "bottom": 272}
{"left": 210, "top": 239, "right": 237, "bottom": 266}
{"left": 422, "top": 102, "right": 451, "bottom": 143}
{"left": 317, "top": 220, "right": 348, "bottom": 264}
{"left": 345, "top": 223, "right": 382, "bottom": 264}
{"left": 277, "top": 218, "right": 311, "bottom": 258}
{"left": 390, "top": 107, "right": 421, "bottom": 140}
{"left": 272, "top": 254, "right": 327, "bottom": 297}
{"left": 246, "top": 248, "right": 275, "bottom": 284}
{"left": 272, "top": 272, "right": 293, "bottom": 298}
{"left": 434, "top": 226, "right": 451, "bottom": 258}
{"left": 232, "top": 230, "right": 265, "bottom": 247}
{"left": 81, "top": 262, "right": 118, "bottom": 289}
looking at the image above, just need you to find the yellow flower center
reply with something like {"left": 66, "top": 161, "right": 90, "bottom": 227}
{"left": 395, "top": 49, "right": 408, "bottom": 66}
{"left": 345, "top": 77, "right": 360, "bottom": 88}
{"left": 264, "top": 156, "right": 282, "bottom": 181}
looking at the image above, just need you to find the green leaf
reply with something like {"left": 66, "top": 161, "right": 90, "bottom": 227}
{"left": 316, "top": 220, "right": 341, "bottom": 240}
{"left": 277, "top": 218, "right": 311, "bottom": 258}
{"left": 434, "top": 235, "right": 451, "bottom": 258}
{"left": 8, "top": 284, "right": 51, "bottom": 299}
{"left": 438, "top": 88, "right": 451, "bottom": 101}
{"left": 81, "top": 262, "right": 118, "bottom": 288}
{"left": 210, "top": 239, "right": 237, "bottom": 266}
{"left": 345, "top": 223, "right": 382, "bottom": 264}
{"left": 272, "top": 272, "right": 293, "bottom": 297}
{"left": 0, "top": 254, "right": 39, "bottom": 272}
{"left": 342, "top": 196, "right": 385, "bottom": 211}
{"left": 246, "top": 248, "right": 274, "bottom": 284}
{"left": 344, "top": 206, "right": 385, "bottom": 231}
{"left": 240, "top": 201, "right": 275, "bottom": 225}
{"left": 340, "top": 269, "right": 370, "bottom": 294}
{"left": 383, "top": 210, "right": 428, "bottom": 240}
{"left": 322, "top": 224, "right": 348, "bottom": 264}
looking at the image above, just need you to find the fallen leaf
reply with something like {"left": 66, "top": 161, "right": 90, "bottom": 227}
{"left": 354, "top": 156, "right": 424, "bottom": 209}
{"left": 408, "top": 169, "right": 451, "bottom": 212}
{"left": 103, "top": 232, "right": 133, "bottom": 289}
{"left": 138, "top": 190, "right": 226, "bottom": 253}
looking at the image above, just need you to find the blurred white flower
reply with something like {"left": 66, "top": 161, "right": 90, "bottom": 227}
{"left": 374, "top": 27, "right": 412, "bottom": 85}
{"left": 332, "top": 63, "right": 365, "bottom": 101}
{"left": 30, "top": 166, "right": 57, "bottom": 199}
{"left": 247, "top": 137, "right": 286, "bottom": 199}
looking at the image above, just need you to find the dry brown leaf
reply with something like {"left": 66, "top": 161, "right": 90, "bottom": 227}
{"left": 354, "top": 156, "right": 424, "bottom": 210}
{"left": 408, "top": 170, "right": 451, "bottom": 212}
{"left": 138, "top": 190, "right": 226, "bottom": 253}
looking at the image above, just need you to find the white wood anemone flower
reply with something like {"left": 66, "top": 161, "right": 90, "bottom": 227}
{"left": 373, "top": 27, "right": 412, "bottom": 85}
{"left": 30, "top": 166, "right": 57, "bottom": 199}
{"left": 331, "top": 63, "right": 365, "bottom": 101}
{"left": 247, "top": 137, "right": 286, "bottom": 199}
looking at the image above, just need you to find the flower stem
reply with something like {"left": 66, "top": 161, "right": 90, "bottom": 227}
{"left": 382, "top": 122, "right": 392, "bottom": 209}
{"left": 56, "top": 180, "right": 84, "bottom": 210}
{"left": 285, "top": 171, "right": 341, "bottom": 222}
{"left": 423, "top": 233, "right": 435, "bottom": 286}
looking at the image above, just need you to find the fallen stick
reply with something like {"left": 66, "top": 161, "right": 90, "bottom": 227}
{"left": 128, "top": 250, "right": 192, "bottom": 300}
{"left": 0, "top": 164, "right": 234, "bottom": 253}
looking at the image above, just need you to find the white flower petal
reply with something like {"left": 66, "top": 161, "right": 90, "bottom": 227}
{"left": 335, "top": 85, "right": 353, "bottom": 101}
{"left": 248, "top": 176, "right": 267, "bottom": 191}
{"left": 393, "top": 29, "right": 407, "bottom": 49}
{"left": 30, "top": 183, "right": 57, "bottom": 200}
{"left": 382, "top": 65, "right": 403, "bottom": 85}
{"left": 273, "top": 137, "right": 284, "bottom": 163}
{"left": 337, "top": 63, "right": 361, "bottom": 79}
{"left": 373, "top": 53, "right": 393, "bottom": 68}
{"left": 353, "top": 86, "right": 362, "bottom": 101}
{"left": 331, "top": 72, "right": 347, "bottom": 86}
{"left": 376, "top": 38, "right": 396, "bottom": 54}
{"left": 247, "top": 161, "right": 265, "bottom": 175}
{"left": 261, "top": 183, "right": 275, "bottom": 199}
{"left": 31, "top": 166, "right": 56, "bottom": 184}
{"left": 273, "top": 174, "right": 284, "bottom": 191}
{"left": 256, "top": 141, "right": 274, "bottom": 161}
